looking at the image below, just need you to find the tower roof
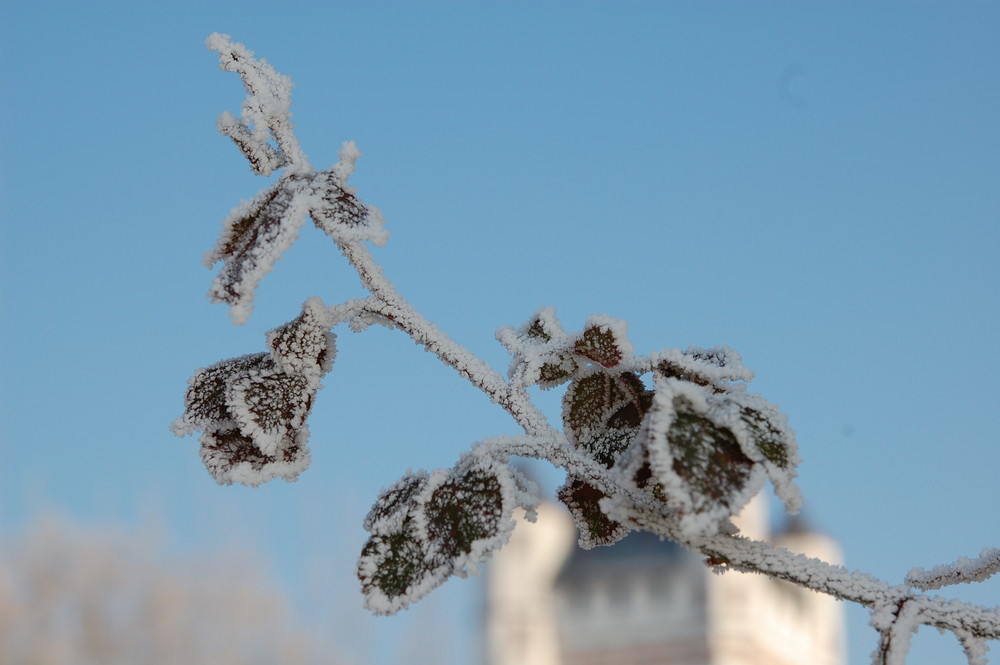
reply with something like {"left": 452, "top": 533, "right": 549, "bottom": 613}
{"left": 555, "top": 530, "right": 689, "bottom": 587}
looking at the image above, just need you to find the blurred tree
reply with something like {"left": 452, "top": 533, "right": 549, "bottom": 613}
{"left": 0, "top": 515, "right": 339, "bottom": 665}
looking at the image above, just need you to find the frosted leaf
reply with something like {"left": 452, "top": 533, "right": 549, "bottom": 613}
{"left": 358, "top": 457, "right": 528, "bottom": 615}
{"left": 636, "top": 378, "right": 765, "bottom": 537}
{"left": 667, "top": 412, "right": 755, "bottom": 510}
{"left": 557, "top": 477, "right": 630, "bottom": 549}
{"left": 200, "top": 426, "right": 310, "bottom": 486}
{"left": 523, "top": 308, "right": 563, "bottom": 342}
{"left": 496, "top": 308, "right": 578, "bottom": 389}
{"left": 572, "top": 314, "right": 633, "bottom": 368}
{"left": 738, "top": 406, "right": 790, "bottom": 466}
{"left": 562, "top": 372, "right": 650, "bottom": 467}
{"left": 309, "top": 166, "right": 389, "bottom": 247}
{"left": 204, "top": 175, "right": 312, "bottom": 325}
{"left": 537, "top": 355, "right": 578, "bottom": 386}
{"left": 169, "top": 353, "right": 269, "bottom": 437}
{"left": 423, "top": 469, "right": 505, "bottom": 564}
{"left": 660, "top": 388, "right": 805, "bottom": 518}
{"left": 725, "top": 392, "right": 802, "bottom": 514}
{"left": 203, "top": 181, "right": 279, "bottom": 266}
{"left": 171, "top": 299, "right": 335, "bottom": 486}
{"left": 499, "top": 311, "right": 636, "bottom": 389}
{"left": 266, "top": 297, "right": 337, "bottom": 376}
{"left": 363, "top": 471, "right": 429, "bottom": 534}
{"left": 227, "top": 372, "right": 311, "bottom": 456}
{"left": 636, "top": 351, "right": 802, "bottom": 515}
{"left": 358, "top": 531, "right": 439, "bottom": 615}
{"left": 654, "top": 345, "right": 753, "bottom": 393}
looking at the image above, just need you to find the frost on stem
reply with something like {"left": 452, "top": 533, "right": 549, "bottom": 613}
{"left": 906, "top": 548, "right": 1000, "bottom": 591}
{"left": 871, "top": 598, "right": 924, "bottom": 665}
{"left": 181, "top": 36, "right": 1000, "bottom": 662}
{"left": 202, "top": 162, "right": 386, "bottom": 325}
{"left": 498, "top": 309, "right": 801, "bottom": 544}
{"left": 204, "top": 34, "right": 386, "bottom": 324}
{"left": 497, "top": 310, "right": 634, "bottom": 390}
{"left": 171, "top": 298, "right": 334, "bottom": 486}
{"left": 206, "top": 33, "right": 306, "bottom": 174}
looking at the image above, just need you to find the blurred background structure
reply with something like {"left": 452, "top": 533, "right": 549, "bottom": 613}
{"left": 486, "top": 494, "right": 845, "bottom": 665}
{"left": 0, "top": 498, "right": 843, "bottom": 665}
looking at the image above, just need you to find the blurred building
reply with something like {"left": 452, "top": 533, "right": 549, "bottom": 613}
{"left": 485, "top": 494, "right": 844, "bottom": 665}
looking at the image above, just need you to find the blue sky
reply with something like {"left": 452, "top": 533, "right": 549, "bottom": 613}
{"left": 2, "top": 2, "right": 998, "bottom": 664}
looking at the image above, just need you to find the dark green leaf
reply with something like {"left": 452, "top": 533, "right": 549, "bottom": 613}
{"left": 425, "top": 470, "right": 503, "bottom": 557}
{"left": 358, "top": 459, "right": 530, "bottom": 615}
{"left": 740, "top": 406, "right": 790, "bottom": 468}
{"left": 557, "top": 478, "right": 629, "bottom": 549}
{"left": 358, "top": 527, "right": 433, "bottom": 613}
{"left": 363, "top": 472, "right": 428, "bottom": 533}
{"left": 668, "top": 411, "right": 753, "bottom": 509}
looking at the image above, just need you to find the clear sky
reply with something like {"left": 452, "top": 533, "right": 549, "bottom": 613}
{"left": 1, "top": 2, "right": 998, "bottom": 664}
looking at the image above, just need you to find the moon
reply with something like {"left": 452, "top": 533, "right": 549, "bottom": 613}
{"left": 777, "top": 64, "right": 809, "bottom": 111}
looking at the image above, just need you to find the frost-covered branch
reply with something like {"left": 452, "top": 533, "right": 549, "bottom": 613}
{"left": 206, "top": 33, "right": 309, "bottom": 174}
{"left": 907, "top": 548, "right": 1000, "bottom": 591}
{"left": 335, "top": 241, "right": 553, "bottom": 437}
{"left": 173, "top": 35, "right": 1000, "bottom": 665}
{"left": 612, "top": 501, "right": 998, "bottom": 663}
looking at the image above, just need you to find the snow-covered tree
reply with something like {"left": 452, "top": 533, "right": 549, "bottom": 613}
{"left": 172, "top": 35, "right": 1000, "bottom": 665}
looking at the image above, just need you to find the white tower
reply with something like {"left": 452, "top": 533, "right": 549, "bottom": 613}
{"left": 485, "top": 494, "right": 845, "bottom": 665}
{"left": 485, "top": 502, "right": 575, "bottom": 665}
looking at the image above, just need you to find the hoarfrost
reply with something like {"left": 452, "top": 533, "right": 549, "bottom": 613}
{"left": 357, "top": 456, "right": 537, "bottom": 615}
{"left": 204, "top": 177, "right": 312, "bottom": 325}
{"left": 906, "top": 548, "right": 1000, "bottom": 591}
{"left": 203, "top": 38, "right": 386, "bottom": 324}
{"left": 206, "top": 33, "right": 308, "bottom": 174}
{"left": 175, "top": 36, "right": 1000, "bottom": 660}
{"left": 171, "top": 299, "right": 334, "bottom": 486}
{"left": 651, "top": 344, "right": 753, "bottom": 392}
